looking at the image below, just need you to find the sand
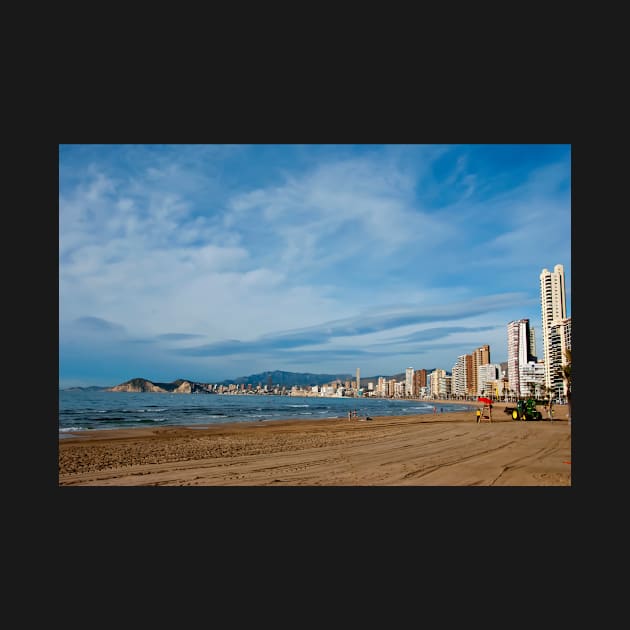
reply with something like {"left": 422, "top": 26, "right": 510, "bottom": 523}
{"left": 58, "top": 401, "right": 571, "bottom": 486}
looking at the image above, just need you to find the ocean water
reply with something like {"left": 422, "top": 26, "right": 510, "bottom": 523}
{"left": 58, "top": 390, "right": 476, "bottom": 437}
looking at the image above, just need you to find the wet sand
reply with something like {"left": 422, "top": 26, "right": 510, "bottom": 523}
{"left": 58, "top": 401, "right": 571, "bottom": 486}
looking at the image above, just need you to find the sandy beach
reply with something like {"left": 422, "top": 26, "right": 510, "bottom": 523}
{"left": 58, "top": 401, "right": 571, "bottom": 486}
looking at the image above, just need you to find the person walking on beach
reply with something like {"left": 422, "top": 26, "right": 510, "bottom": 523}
{"left": 476, "top": 408, "right": 481, "bottom": 423}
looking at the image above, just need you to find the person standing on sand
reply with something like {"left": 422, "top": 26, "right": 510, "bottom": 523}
{"left": 476, "top": 409, "right": 481, "bottom": 423}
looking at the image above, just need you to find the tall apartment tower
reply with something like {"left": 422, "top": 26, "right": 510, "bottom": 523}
{"left": 413, "top": 369, "right": 427, "bottom": 397}
{"left": 529, "top": 326, "right": 537, "bottom": 359}
{"left": 452, "top": 355, "right": 468, "bottom": 397}
{"left": 356, "top": 368, "right": 360, "bottom": 391}
{"left": 416, "top": 369, "right": 427, "bottom": 388}
{"left": 507, "top": 319, "right": 535, "bottom": 397}
{"left": 548, "top": 317, "right": 572, "bottom": 398}
{"left": 377, "top": 376, "right": 386, "bottom": 397}
{"left": 540, "top": 264, "right": 568, "bottom": 394}
{"left": 465, "top": 354, "right": 474, "bottom": 396}
{"left": 387, "top": 379, "right": 396, "bottom": 397}
{"left": 471, "top": 345, "right": 490, "bottom": 396}
{"left": 430, "top": 369, "right": 447, "bottom": 398}
{"left": 405, "top": 368, "right": 414, "bottom": 397}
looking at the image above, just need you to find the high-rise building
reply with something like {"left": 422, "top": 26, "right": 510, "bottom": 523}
{"left": 507, "top": 319, "right": 535, "bottom": 397}
{"left": 413, "top": 369, "right": 427, "bottom": 397}
{"left": 518, "top": 360, "right": 546, "bottom": 398}
{"left": 548, "top": 317, "right": 572, "bottom": 399}
{"left": 471, "top": 345, "right": 490, "bottom": 396}
{"left": 452, "top": 355, "right": 468, "bottom": 397}
{"left": 540, "top": 264, "right": 568, "bottom": 396}
{"left": 529, "top": 326, "right": 537, "bottom": 359}
{"left": 356, "top": 368, "right": 360, "bottom": 391}
{"left": 405, "top": 367, "right": 414, "bottom": 398}
{"left": 465, "top": 354, "right": 473, "bottom": 396}
{"left": 443, "top": 374, "right": 452, "bottom": 399}
{"left": 377, "top": 376, "right": 386, "bottom": 397}
{"left": 387, "top": 379, "right": 396, "bottom": 397}
{"left": 416, "top": 369, "right": 427, "bottom": 388}
{"left": 478, "top": 363, "right": 501, "bottom": 398}
{"left": 430, "top": 369, "right": 448, "bottom": 398}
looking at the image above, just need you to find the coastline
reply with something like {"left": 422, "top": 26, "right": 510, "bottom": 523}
{"left": 59, "top": 402, "right": 571, "bottom": 486}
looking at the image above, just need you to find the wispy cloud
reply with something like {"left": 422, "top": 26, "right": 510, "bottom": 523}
{"left": 170, "top": 294, "right": 528, "bottom": 357}
{"left": 73, "top": 316, "right": 126, "bottom": 336}
{"left": 156, "top": 333, "right": 207, "bottom": 341}
{"left": 385, "top": 325, "right": 498, "bottom": 345}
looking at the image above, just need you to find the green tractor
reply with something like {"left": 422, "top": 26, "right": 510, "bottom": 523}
{"left": 505, "top": 398, "right": 543, "bottom": 421}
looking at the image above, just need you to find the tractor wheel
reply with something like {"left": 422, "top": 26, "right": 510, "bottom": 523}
{"left": 512, "top": 410, "right": 518, "bottom": 420}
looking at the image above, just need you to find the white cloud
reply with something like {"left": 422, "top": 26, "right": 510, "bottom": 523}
{"left": 223, "top": 156, "right": 453, "bottom": 275}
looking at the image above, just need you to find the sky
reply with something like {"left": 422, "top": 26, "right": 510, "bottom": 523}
{"left": 59, "top": 144, "right": 571, "bottom": 388}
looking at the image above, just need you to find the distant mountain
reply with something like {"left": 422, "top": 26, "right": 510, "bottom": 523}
{"left": 107, "top": 378, "right": 211, "bottom": 393}
{"left": 61, "top": 385, "right": 111, "bottom": 392}
{"left": 216, "top": 370, "right": 354, "bottom": 388}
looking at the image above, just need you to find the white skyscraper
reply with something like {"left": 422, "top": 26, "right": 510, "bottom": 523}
{"left": 540, "top": 264, "right": 568, "bottom": 396}
{"left": 451, "top": 355, "right": 468, "bottom": 397}
{"left": 507, "top": 319, "right": 535, "bottom": 397}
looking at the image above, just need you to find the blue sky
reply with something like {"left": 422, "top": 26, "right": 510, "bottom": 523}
{"left": 59, "top": 144, "right": 571, "bottom": 388}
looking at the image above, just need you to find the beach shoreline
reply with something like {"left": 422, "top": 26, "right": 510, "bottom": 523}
{"left": 58, "top": 402, "right": 571, "bottom": 486}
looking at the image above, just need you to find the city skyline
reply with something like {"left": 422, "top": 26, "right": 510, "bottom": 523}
{"left": 59, "top": 144, "right": 571, "bottom": 388}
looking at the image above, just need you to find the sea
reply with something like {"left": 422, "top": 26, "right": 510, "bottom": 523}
{"left": 58, "top": 390, "right": 476, "bottom": 438}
